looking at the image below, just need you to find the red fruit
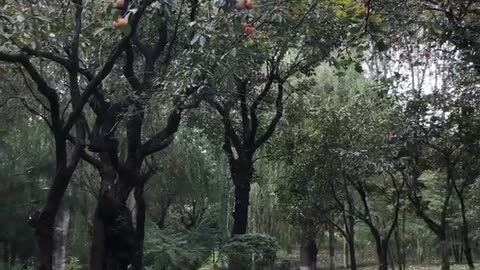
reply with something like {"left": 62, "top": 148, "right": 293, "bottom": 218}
{"left": 243, "top": 24, "right": 255, "bottom": 36}
{"left": 245, "top": 0, "right": 254, "bottom": 9}
{"left": 116, "top": 0, "right": 125, "bottom": 9}
{"left": 113, "top": 17, "right": 128, "bottom": 29}
{"left": 236, "top": 1, "right": 246, "bottom": 10}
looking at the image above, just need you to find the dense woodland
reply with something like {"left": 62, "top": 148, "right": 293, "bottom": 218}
{"left": 0, "top": 0, "right": 480, "bottom": 270}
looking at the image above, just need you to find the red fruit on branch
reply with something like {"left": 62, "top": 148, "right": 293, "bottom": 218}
{"left": 245, "top": 0, "right": 254, "bottom": 9}
{"left": 236, "top": 1, "right": 246, "bottom": 10}
{"left": 243, "top": 23, "right": 255, "bottom": 36}
{"left": 113, "top": 17, "right": 128, "bottom": 29}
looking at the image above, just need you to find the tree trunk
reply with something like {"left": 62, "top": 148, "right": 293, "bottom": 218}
{"left": 228, "top": 162, "right": 253, "bottom": 270}
{"left": 53, "top": 196, "right": 70, "bottom": 270}
{"left": 401, "top": 209, "right": 407, "bottom": 270}
{"left": 231, "top": 159, "right": 254, "bottom": 235}
{"left": 89, "top": 207, "right": 106, "bottom": 270}
{"left": 347, "top": 239, "right": 357, "bottom": 270}
{"left": 3, "top": 241, "right": 9, "bottom": 265}
{"left": 455, "top": 186, "right": 475, "bottom": 269}
{"left": 328, "top": 220, "right": 335, "bottom": 270}
{"left": 132, "top": 184, "right": 146, "bottom": 270}
{"left": 300, "top": 239, "right": 318, "bottom": 270}
{"left": 89, "top": 159, "right": 138, "bottom": 270}
{"left": 89, "top": 192, "right": 135, "bottom": 270}
{"left": 36, "top": 213, "right": 55, "bottom": 270}
{"left": 373, "top": 236, "right": 388, "bottom": 270}
{"left": 346, "top": 205, "right": 357, "bottom": 270}
{"left": 440, "top": 238, "right": 450, "bottom": 270}
{"left": 232, "top": 183, "right": 250, "bottom": 235}
{"left": 36, "top": 167, "right": 77, "bottom": 270}
{"left": 394, "top": 226, "right": 404, "bottom": 270}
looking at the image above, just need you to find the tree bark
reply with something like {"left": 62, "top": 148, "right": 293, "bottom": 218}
{"left": 347, "top": 238, "right": 357, "bottom": 270}
{"left": 328, "top": 220, "right": 336, "bottom": 270}
{"left": 440, "top": 238, "right": 450, "bottom": 270}
{"left": 53, "top": 196, "right": 70, "bottom": 270}
{"left": 454, "top": 183, "right": 475, "bottom": 269}
{"left": 372, "top": 232, "right": 388, "bottom": 270}
{"left": 345, "top": 205, "right": 357, "bottom": 270}
{"left": 89, "top": 207, "right": 107, "bottom": 270}
{"left": 231, "top": 159, "right": 254, "bottom": 235}
{"left": 300, "top": 239, "right": 318, "bottom": 270}
{"left": 89, "top": 167, "right": 136, "bottom": 270}
{"left": 132, "top": 184, "right": 146, "bottom": 270}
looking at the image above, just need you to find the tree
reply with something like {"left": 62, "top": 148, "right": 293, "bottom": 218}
{"left": 0, "top": 0, "right": 201, "bottom": 269}
{"left": 200, "top": 0, "right": 353, "bottom": 238}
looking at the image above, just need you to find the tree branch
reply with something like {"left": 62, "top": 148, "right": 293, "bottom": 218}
{"left": 255, "top": 82, "right": 284, "bottom": 148}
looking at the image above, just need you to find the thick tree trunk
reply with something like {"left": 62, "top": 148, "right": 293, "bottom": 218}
{"left": 90, "top": 207, "right": 107, "bottom": 270}
{"left": 89, "top": 159, "right": 139, "bottom": 270}
{"left": 36, "top": 167, "right": 77, "bottom": 270}
{"left": 300, "top": 239, "right": 318, "bottom": 270}
{"left": 231, "top": 159, "right": 254, "bottom": 235}
{"left": 228, "top": 162, "right": 253, "bottom": 270}
{"left": 53, "top": 197, "right": 70, "bottom": 270}
{"left": 89, "top": 192, "right": 135, "bottom": 270}
{"left": 328, "top": 220, "right": 335, "bottom": 270}
{"left": 36, "top": 213, "right": 56, "bottom": 270}
{"left": 231, "top": 183, "right": 251, "bottom": 235}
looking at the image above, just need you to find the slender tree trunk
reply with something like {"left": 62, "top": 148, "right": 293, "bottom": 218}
{"left": 328, "top": 220, "right": 336, "bottom": 270}
{"left": 132, "top": 183, "right": 146, "bottom": 270}
{"left": 394, "top": 226, "right": 403, "bottom": 270}
{"left": 440, "top": 237, "right": 450, "bottom": 270}
{"left": 454, "top": 185, "right": 475, "bottom": 269}
{"left": 346, "top": 238, "right": 357, "bottom": 270}
{"left": 300, "top": 239, "right": 318, "bottom": 270}
{"left": 346, "top": 204, "right": 357, "bottom": 270}
{"left": 343, "top": 237, "right": 348, "bottom": 269}
{"left": 53, "top": 196, "right": 70, "bottom": 270}
{"left": 401, "top": 209, "right": 406, "bottom": 270}
{"left": 9, "top": 243, "right": 16, "bottom": 267}
{"left": 373, "top": 235, "right": 388, "bottom": 270}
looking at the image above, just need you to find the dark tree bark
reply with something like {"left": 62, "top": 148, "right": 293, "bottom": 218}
{"left": 328, "top": 219, "right": 336, "bottom": 270}
{"left": 404, "top": 159, "right": 453, "bottom": 270}
{"left": 300, "top": 239, "right": 318, "bottom": 270}
{"left": 84, "top": 4, "right": 203, "bottom": 268}
{"left": 209, "top": 76, "right": 284, "bottom": 237}
{"left": 0, "top": 1, "right": 160, "bottom": 269}
{"left": 346, "top": 173, "right": 401, "bottom": 270}
{"left": 329, "top": 185, "right": 357, "bottom": 270}
{"left": 132, "top": 183, "right": 146, "bottom": 270}
{"left": 231, "top": 159, "right": 254, "bottom": 235}
{"left": 453, "top": 181, "right": 475, "bottom": 270}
